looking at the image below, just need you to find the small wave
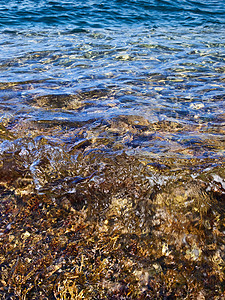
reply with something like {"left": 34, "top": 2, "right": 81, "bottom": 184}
{"left": 0, "top": 0, "right": 224, "bottom": 29}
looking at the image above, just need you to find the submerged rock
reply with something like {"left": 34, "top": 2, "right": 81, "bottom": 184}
{"left": 0, "top": 120, "right": 225, "bottom": 298}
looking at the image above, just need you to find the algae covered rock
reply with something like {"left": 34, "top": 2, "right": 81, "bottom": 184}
{"left": 0, "top": 119, "right": 225, "bottom": 299}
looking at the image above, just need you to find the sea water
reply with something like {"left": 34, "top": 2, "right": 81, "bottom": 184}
{"left": 0, "top": 1, "right": 225, "bottom": 297}
{"left": 0, "top": 0, "right": 225, "bottom": 159}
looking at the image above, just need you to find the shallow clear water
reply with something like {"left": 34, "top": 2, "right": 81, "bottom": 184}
{"left": 1, "top": 1, "right": 225, "bottom": 298}
{"left": 0, "top": 0, "right": 224, "bottom": 194}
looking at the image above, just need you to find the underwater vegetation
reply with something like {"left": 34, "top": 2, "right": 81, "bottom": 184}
{"left": 1, "top": 0, "right": 225, "bottom": 298}
{"left": 0, "top": 117, "right": 225, "bottom": 299}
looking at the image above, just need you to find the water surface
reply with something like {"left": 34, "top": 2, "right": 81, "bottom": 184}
{"left": 0, "top": 0, "right": 225, "bottom": 298}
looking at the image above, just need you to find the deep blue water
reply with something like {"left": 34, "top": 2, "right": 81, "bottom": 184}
{"left": 0, "top": 0, "right": 225, "bottom": 182}
{"left": 0, "top": 0, "right": 225, "bottom": 28}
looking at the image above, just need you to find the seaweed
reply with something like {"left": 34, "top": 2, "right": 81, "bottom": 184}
{"left": 0, "top": 119, "right": 225, "bottom": 299}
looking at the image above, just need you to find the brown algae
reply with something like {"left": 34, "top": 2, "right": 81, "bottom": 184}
{"left": 0, "top": 118, "right": 225, "bottom": 299}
